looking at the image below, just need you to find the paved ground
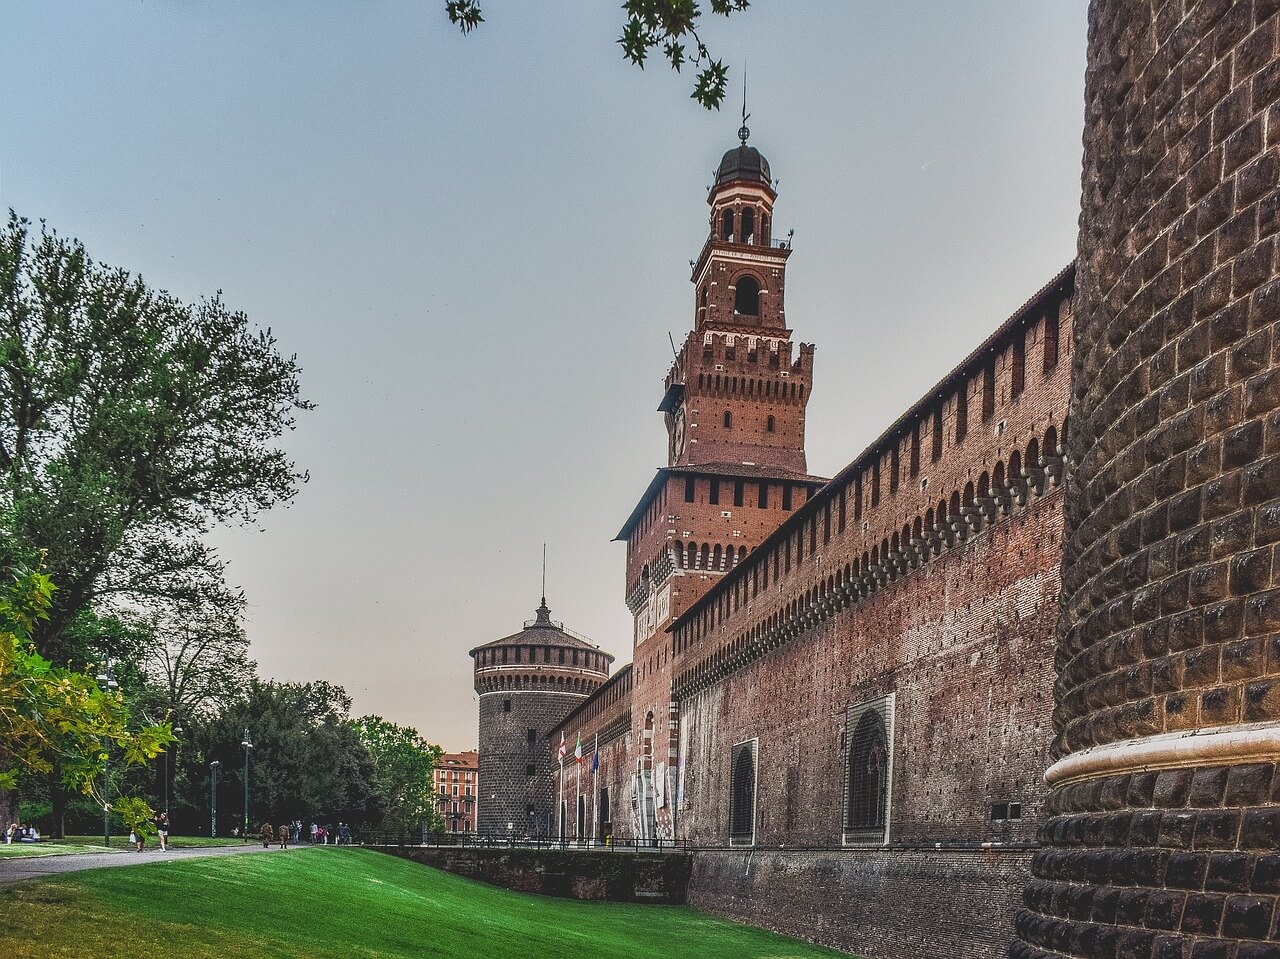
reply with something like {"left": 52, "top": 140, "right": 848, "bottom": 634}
{"left": 0, "top": 842, "right": 305, "bottom": 885}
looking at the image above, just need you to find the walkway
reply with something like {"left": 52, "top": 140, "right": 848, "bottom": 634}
{"left": 0, "top": 842, "right": 303, "bottom": 885}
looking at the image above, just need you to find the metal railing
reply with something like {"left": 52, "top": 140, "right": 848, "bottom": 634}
{"left": 366, "top": 831, "right": 691, "bottom": 852}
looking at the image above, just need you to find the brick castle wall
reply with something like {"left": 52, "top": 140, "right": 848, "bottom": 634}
{"left": 1012, "top": 2, "right": 1280, "bottom": 956}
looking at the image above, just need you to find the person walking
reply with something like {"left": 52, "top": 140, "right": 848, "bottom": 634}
{"left": 5, "top": 823, "right": 15, "bottom": 845}
{"left": 277, "top": 823, "right": 289, "bottom": 849}
{"left": 309, "top": 821, "right": 318, "bottom": 845}
{"left": 156, "top": 812, "right": 171, "bottom": 852}
{"left": 259, "top": 821, "right": 274, "bottom": 848}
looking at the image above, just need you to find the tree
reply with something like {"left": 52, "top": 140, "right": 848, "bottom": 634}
{"left": 353, "top": 716, "right": 443, "bottom": 833}
{"left": 0, "top": 212, "right": 312, "bottom": 667}
{"left": 135, "top": 597, "right": 254, "bottom": 723}
{"left": 0, "top": 566, "right": 172, "bottom": 826}
{"left": 445, "top": 1, "right": 751, "bottom": 108}
{"left": 183, "top": 679, "right": 382, "bottom": 833}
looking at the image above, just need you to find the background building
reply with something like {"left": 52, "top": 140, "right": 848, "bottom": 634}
{"left": 432, "top": 750, "right": 478, "bottom": 834}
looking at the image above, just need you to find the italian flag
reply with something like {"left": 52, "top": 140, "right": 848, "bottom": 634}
{"left": 574, "top": 733, "right": 583, "bottom": 764}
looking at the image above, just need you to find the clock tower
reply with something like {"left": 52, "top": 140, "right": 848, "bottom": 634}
{"left": 615, "top": 127, "right": 821, "bottom": 841}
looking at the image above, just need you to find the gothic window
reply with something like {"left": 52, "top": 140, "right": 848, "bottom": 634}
{"left": 722, "top": 209, "right": 734, "bottom": 241}
{"left": 741, "top": 208, "right": 755, "bottom": 243}
{"left": 729, "top": 739, "right": 757, "bottom": 845}
{"left": 766, "top": 414, "right": 775, "bottom": 432}
{"left": 734, "top": 276, "right": 761, "bottom": 316}
{"left": 724, "top": 410, "right": 733, "bottom": 429}
{"left": 844, "top": 696, "right": 893, "bottom": 844}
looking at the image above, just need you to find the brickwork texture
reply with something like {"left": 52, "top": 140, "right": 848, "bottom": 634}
{"left": 1012, "top": 2, "right": 1280, "bottom": 957}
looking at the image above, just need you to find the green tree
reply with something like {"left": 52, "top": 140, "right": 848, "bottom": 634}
{"left": 0, "top": 212, "right": 312, "bottom": 667}
{"left": 183, "top": 679, "right": 382, "bottom": 834}
{"left": 445, "top": 0, "right": 750, "bottom": 108}
{"left": 353, "top": 716, "right": 443, "bottom": 833}
{"left": 0, "top": 566, "right": 172, "bottom": 826}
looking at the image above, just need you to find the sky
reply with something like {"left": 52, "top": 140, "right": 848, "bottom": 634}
{"left": 1, "top": 1, "right": 1089, "bottom": 751}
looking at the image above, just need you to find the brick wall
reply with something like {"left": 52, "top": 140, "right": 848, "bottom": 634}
{"left": 477, "top": 689, "right": 588, "bottom": 837}
{"left": 689, "top": 848, "right": 1036, "bottom": 959}
{"left": 1012, "top": 2, "right": 1280, "bottom": 956}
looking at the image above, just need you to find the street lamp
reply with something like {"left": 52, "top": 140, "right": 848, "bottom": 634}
{"left": 240, "top": 727, "right": 253, "bottom": 843}
{"left": 209, "top": 760, "right": 220, "bottom": 838}
{"left": 95, "top": 658, "right": 119, "bottom": 848}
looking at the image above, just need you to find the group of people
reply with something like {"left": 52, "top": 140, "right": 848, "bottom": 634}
{"left": 249, "top": 819, "right": 354, "bottom": 848}
{"left": 4, "top": 823, "right": 41, "bottom": 844}
{"left": 308, "top": 821, "right": 353, "bottom": 845}
{"left": 127, "top": 812, "right": 170, "bottom": 852}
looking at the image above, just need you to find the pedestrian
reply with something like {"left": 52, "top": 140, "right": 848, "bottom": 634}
{"left": 309, "top": 821, "right": 318, "bottom": 845}
{"left": 260, "top": 821, "right": 273, "bottom": 848}
{"left": 4, "top": 823, "right": 15, "bottom": 845}
{"left": 340, "top": 823, "right": 352, "bottom": 845}
{"left": 156, "top": 812, "right": 171, "bottom": 852}
{"left": 133, "top": 828, "right": 145, "bottom": 852}
{"left": 277, "top": 823, "right": 289, "bottom": 849}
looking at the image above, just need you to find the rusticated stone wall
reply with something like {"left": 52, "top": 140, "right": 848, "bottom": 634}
{"left": 1013, "top": 2, "right": 1280, "bottom": 956}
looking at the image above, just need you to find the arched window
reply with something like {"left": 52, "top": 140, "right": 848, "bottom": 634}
{"left": 845, "top": 704, "right": 891, "bottom": 842}
{"left": 741, "top": 208, "right": 755, "bottom": 243}
{"left": 729, "top": 740, "right": 757, "bottom": 845}
{"left": 721, "top": 209, "right": 734, "bottom": 241}
{"left": 734, "top": 276, "right": 761, "bottom": 316}
{"left": 766, "top": 414, "right": 775, "bottom": 432}
{"left": 723, "top": 410, "right": 732, "bottom": 429}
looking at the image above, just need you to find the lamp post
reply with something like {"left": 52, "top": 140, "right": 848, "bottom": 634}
{"left": 210, "top": 760, "right": 220, "bottom": 838}
{"left": 240, "top": 727, "right": 253, "bottom": 843}
{"left": 95, "top": 658, "right": 119, "bottom": 848}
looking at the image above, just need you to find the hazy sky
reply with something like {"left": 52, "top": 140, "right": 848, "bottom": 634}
{"left": 2, "top": 1, "right": 1088, "bottom": 750}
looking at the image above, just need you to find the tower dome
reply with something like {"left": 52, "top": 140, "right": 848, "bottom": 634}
{"left": 714, "top": 143, "right": 771, "bottom": 189}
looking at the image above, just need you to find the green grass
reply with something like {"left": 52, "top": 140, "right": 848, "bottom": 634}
{"left": 61, "top": 834, "right": 244, "bottom": 850}
{"left": 0, "top": 835, "right": 243, "bottom": 857}
{"left": 0, "top": 842, "right": 119, "bottom": 858}
{"left": 0, "top": 847, "right": 851, "bottom": 958}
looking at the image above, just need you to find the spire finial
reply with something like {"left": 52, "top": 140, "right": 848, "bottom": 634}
{"left": 533, "top": 545, "right": 552, "bottom": 624}
{"left": 738, "top": 64, "right": 750, "bottom": 145}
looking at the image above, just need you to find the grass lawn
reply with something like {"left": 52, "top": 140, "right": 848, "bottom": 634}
{"left": 62, "top": 835, "right": 244, "bottom": 850}
{"left": 0, "top": 842, "right": 120, "bottom": 859}
{"left": 0, "top": 847, "right": 852, "bottom": 958}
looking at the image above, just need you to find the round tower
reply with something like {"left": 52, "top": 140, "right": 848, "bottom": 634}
{"left": 470, "top": 599, "right": 612, "bottom": 838}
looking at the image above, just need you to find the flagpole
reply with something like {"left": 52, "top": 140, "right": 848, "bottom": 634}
{"left": 592, "top": 733, "right": 599, "bottom": 844}
{"left": 557, "top": 732, "right": 565, "bottom": 844}
{"left": 575, "top": 755, "right": 581, "bottom": 843}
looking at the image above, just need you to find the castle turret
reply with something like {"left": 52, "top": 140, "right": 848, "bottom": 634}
{"left": 470, "top": 600, "right": 612, "bottom": 837}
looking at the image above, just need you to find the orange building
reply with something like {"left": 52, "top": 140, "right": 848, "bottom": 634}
{"left": 432, "top": 750, "right": 478, "bottom": 834}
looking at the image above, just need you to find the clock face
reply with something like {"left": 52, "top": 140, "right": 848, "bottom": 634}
{"left": 670, "top": 407, "right": 687, "bottom": 464}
